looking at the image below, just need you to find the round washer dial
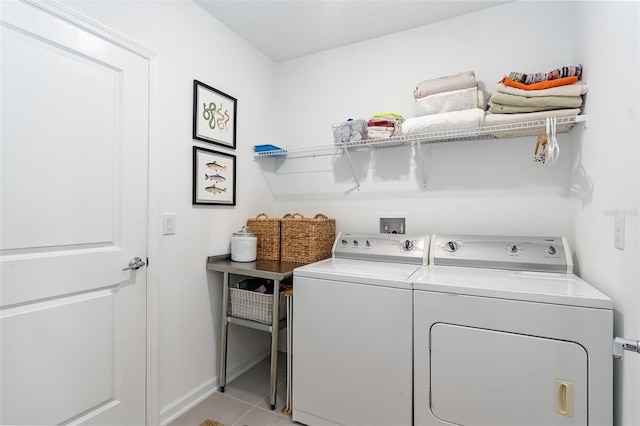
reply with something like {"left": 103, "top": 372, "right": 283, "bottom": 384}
{"left": 444, "top": 241, "right": 459, "bottom": 253}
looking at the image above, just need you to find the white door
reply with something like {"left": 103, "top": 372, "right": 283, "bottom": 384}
{"left": 0, "top": 1, "right": 150, "bottom": 424}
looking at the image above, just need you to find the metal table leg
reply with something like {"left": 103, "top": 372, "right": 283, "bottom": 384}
{"left": 283, "top": 290, "right": 293, "bottom": 415}
{"left": 219, "top": 272, "right": 229, "bottom": 392}
{"left": 269, "top": 278, "right": 280, "bottom": 409}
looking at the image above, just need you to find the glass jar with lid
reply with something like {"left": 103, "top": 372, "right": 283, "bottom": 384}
{"left": 231, "top": 226, "right": 257, "bottom": 262}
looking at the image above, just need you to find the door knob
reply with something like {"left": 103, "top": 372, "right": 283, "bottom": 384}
{"left": 122, "top": 257, "right": 146, "bottom": 271}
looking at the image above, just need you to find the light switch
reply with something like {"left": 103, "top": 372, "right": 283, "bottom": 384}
{"left": 163, "top": 213, "right": 176, "bottom": 235}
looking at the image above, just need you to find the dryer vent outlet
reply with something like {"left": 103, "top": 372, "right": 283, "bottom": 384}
{"left": 380, "top": 218, "right": 405, "bottom": 234}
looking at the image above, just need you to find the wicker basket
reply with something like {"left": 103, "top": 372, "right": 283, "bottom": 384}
{"left": 247, "top": 213, "right": 281, "bottom": 261}
{"left": 229, "top": 283, "right": 286, "bottom": 324}
{"left": 280, "top": 213, "right": 336, "bottom": 263}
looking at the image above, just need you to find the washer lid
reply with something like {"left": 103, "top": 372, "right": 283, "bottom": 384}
{"left": 294, "top": 258, "right": 420, "bottom": 289}
{"left": 413, "top": 266, "right": 612, "bottom": 309}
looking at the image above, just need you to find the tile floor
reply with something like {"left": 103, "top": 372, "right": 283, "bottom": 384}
{"left": 168, "top": 352, "right": 296, "bottom": 426}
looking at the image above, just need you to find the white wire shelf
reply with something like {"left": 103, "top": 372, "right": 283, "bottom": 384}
{"left": 254, "top": 115, "right": 586, "bottom": 160}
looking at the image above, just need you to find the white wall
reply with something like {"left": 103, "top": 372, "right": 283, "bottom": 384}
{"left": 572, "top": 3, "right": 640, "bottom": 426}
{"left": 273, "top": 1, "right": 580, "bottom": 236}
{"left": 272, "top": 2, "right": 639, "bottom": 425}
{"left": 60, "top": 1, "right": 278, "bottom": 424}
{"left": 55, "top": 1, "right": 640, "bottom": 425}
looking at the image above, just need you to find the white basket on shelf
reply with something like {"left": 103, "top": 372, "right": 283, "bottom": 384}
{"left": 229, "top": 283, "right": 286, "bottom": 324}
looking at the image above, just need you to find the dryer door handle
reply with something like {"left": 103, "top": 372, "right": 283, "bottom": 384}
{"left": 554, "top": 380, "right": 574, "bottom": 417}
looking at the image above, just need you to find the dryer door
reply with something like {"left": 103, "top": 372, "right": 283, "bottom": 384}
{"left": 430, "top": 323, "right": 587, "bottom": 425}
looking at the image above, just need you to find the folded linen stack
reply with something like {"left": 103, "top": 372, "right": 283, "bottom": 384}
{"left": 506, "top": 65, "right": 582, "bottom": 86}
{"left": 413, "top": 71, "right": 483, "bottom": 115}
{"left": 488, "top": 64, "right": 587, "bottom": 115}
{"left": 402, "top": 70, "right": 485, "bottom": 135}
{"left": 367, "top": 113, "right": 404, "bottom": 140}
{"left": 484, "top": 65, "right": 587, "bottom": 136}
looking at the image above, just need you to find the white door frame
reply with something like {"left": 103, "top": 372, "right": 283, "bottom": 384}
{"left": 20, "top": 1, "right": 160, "bottom": 424}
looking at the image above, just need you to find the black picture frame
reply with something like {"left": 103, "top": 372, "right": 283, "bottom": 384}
{"left": 192, "top": 80, "right": 237, "bottom": 149}
{"left": 192, "top": 146, "right": 236, "bottom": 206}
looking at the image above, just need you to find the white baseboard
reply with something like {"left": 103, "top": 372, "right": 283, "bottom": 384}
{"left": 159, "top": 344, "right": 271, "bottom": 426}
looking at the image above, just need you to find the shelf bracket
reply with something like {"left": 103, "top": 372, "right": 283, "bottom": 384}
{"left": 341, "top": 146, "right": 361, "bottom": 189}
{"left": 414, "top": 140, "right": 427, "bottom": 189}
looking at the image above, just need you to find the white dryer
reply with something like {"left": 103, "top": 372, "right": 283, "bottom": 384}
{"left": 292, "top": 232, "right": 429, "bottom": 426}
{"left": 413, "top": 235, "right": 613, "bottom": 426}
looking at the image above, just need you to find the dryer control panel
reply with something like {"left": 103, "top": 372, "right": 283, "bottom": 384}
{"left": 430, "top": 234, "right": 573, "bottom": 273}
{"left": 333, "top": 232, "right": 430, "bottom": 265}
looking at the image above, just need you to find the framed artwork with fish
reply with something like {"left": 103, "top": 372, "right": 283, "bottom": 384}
{"left": 193, "top": 79, "right": 237, "bottom": 149}
{"left": 192, "top": 146, "right": 236, "bottom": 205}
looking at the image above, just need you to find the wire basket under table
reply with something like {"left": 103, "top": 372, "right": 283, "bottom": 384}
{"left": 229, "top": 284, "right": 286, "bottom": 324}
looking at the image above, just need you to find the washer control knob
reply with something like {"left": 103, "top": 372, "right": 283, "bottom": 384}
{"left": 341, "top": 239, "right": 348, "bottom": 246}
{"left": 547, "top": 246, "right": 557, "bottom": 255}
{"left": 445, "top": 241, "right": 459, "bottom": 253}
{"left": 353, "top": 240, "right": 359, "bottom": 247}
{"left": 365, "top": 240, "right": 371, "bottom": 247}
{"left": 509, "top": 245, "right": 519, "bottom": 253}
{"left": 402, "top": 240, "right": 414, "bottom": 251}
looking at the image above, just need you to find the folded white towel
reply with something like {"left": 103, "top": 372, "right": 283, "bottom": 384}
{"left": 402, "top": 108, "right": 485, "bottom": 135}
{"left": 414, "top": 87, "right": 479, "bottom": 116}
{"left": 367, "top": 127, "right": 395, "bottom": 139}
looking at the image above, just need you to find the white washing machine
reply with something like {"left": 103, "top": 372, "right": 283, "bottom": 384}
{"left": 292, "top": 232, "right": 429, "bottom": 426}
{"left": 413, "top": 234, "right": 613, "bottom": 426}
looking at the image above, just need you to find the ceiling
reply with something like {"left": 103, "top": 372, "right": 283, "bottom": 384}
{"left": 195, "top": 1, "right": 511, "bottom": 62}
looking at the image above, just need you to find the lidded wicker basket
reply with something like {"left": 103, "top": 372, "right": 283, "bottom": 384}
{"left": 280, "top": 213, "right": 336, "bottom": 263}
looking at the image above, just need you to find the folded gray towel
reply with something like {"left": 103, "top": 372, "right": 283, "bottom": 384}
{"left": 489, "top": 92, "right": 583, "bottom": 108}
{"left": 413, "top": 70, "right": 477, "bottom": 99}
